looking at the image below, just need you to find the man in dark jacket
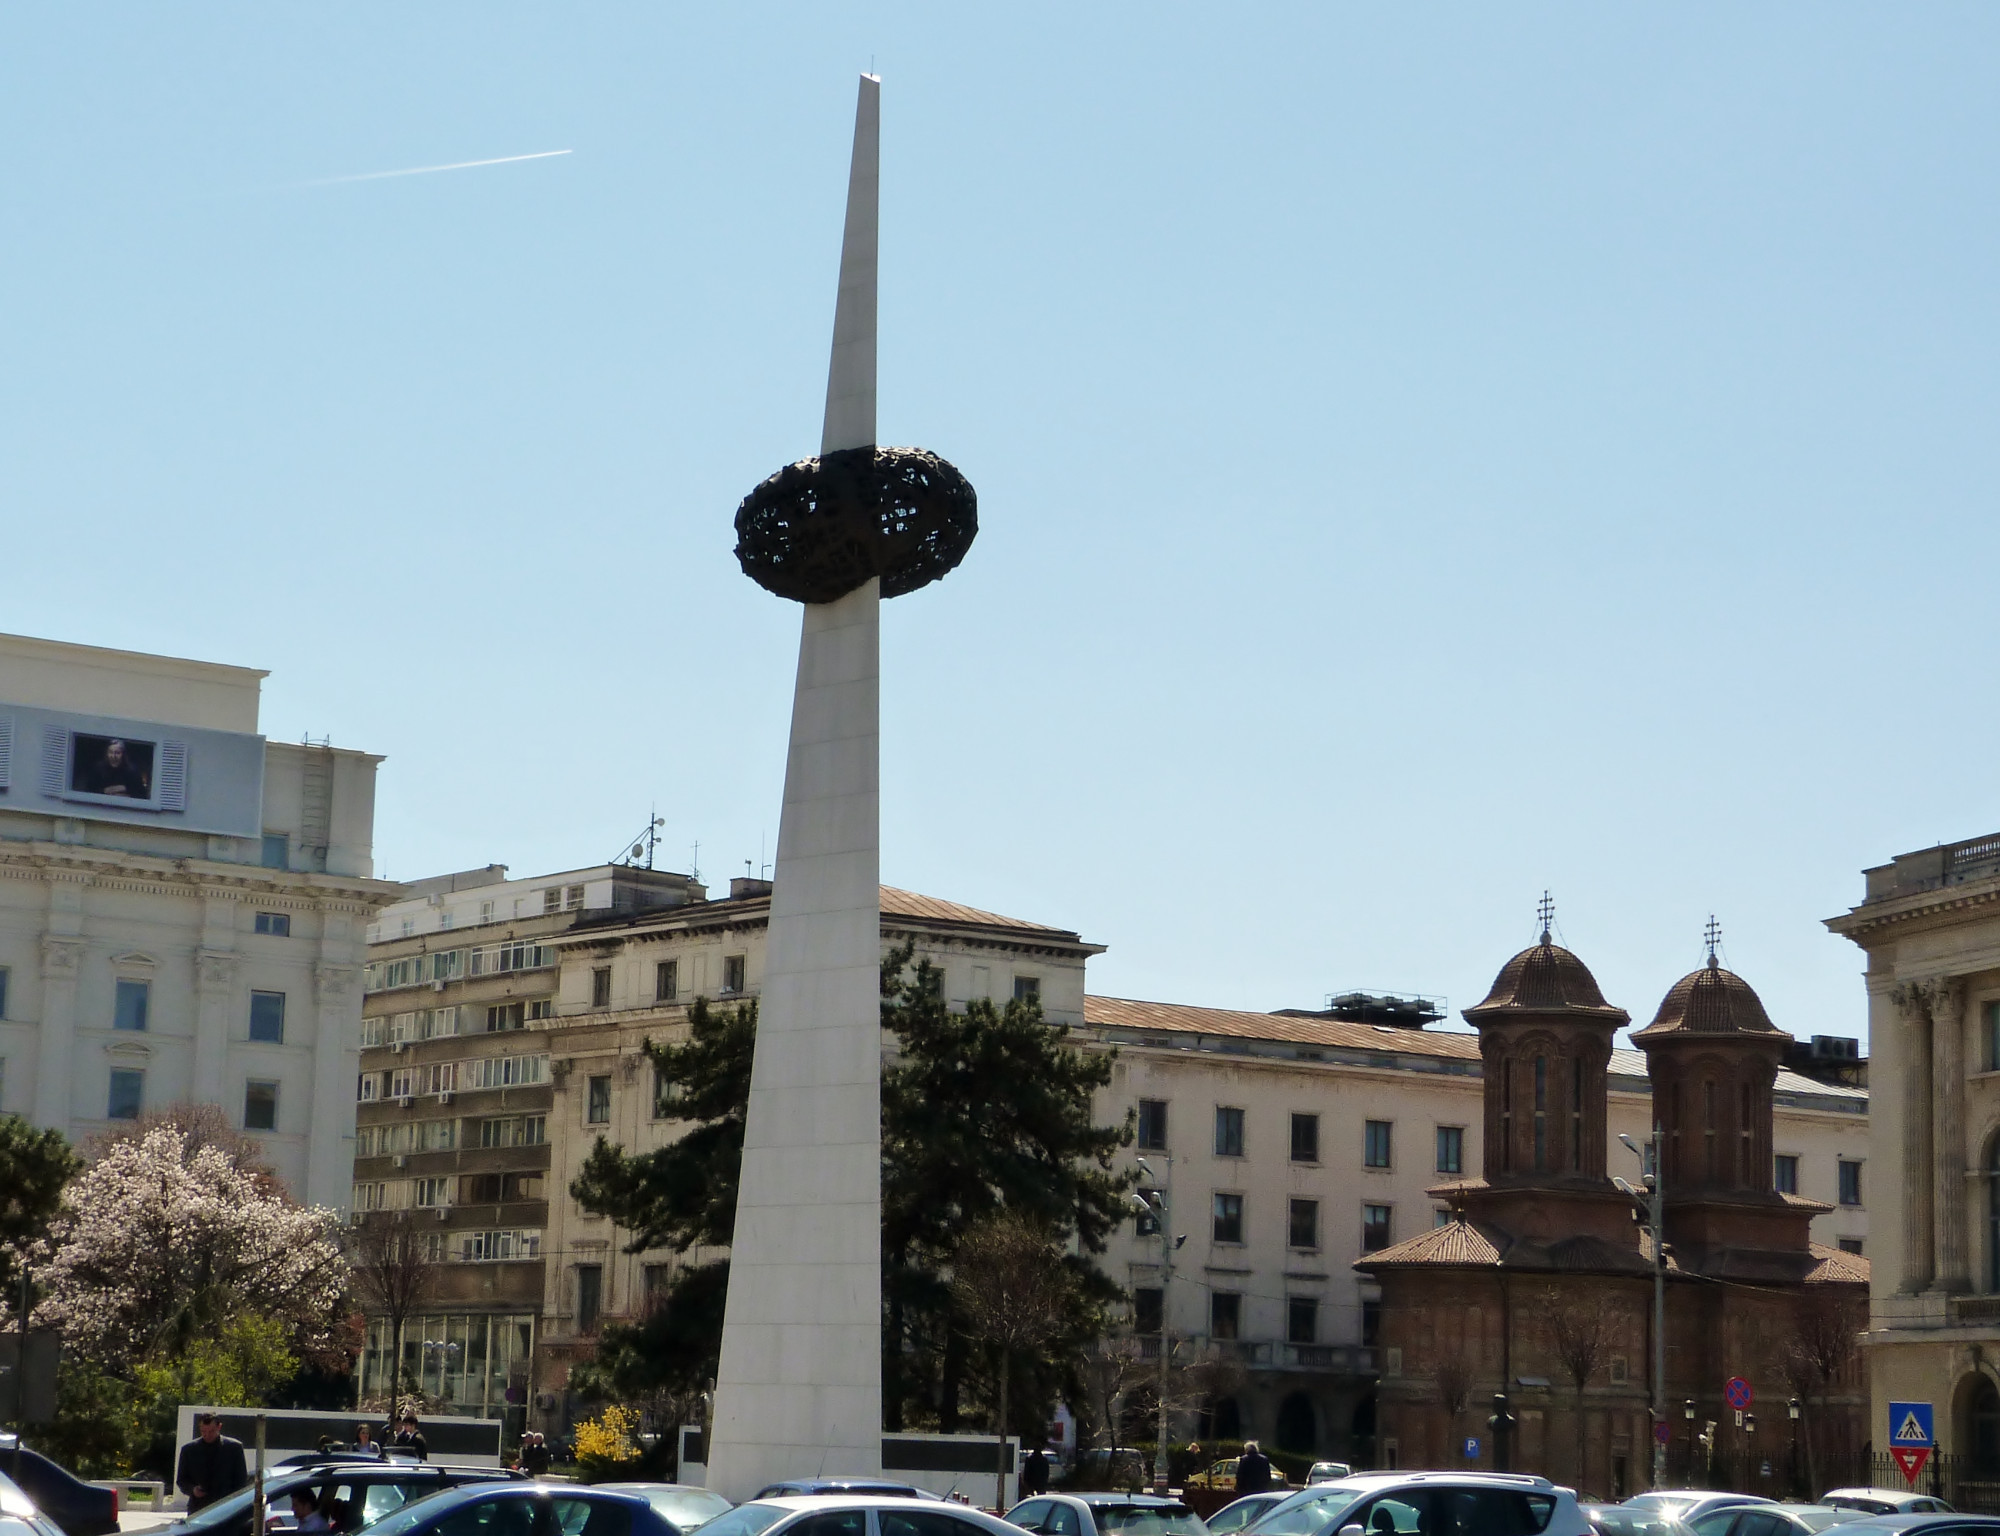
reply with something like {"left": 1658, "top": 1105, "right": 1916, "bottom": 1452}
{"left": 176, "top": 1414, "right": 249, "bottom": 1513}
{"left": 1023, "top": 1449, "right": 1051, "bottom": 1496}
{"left": 1234, "top": 1441, "right": 1272, "bottom": 1496}
{"left": 392, "top": 1414, "right": 429, "bottom": 1461}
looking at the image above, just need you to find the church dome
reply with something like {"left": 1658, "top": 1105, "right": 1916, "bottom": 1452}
{"left": 1464, "top": 936, "right": 1631, "bottom": 1026}
{"left": 1633, "top": 957, "right": 1784, "bottom": 1039}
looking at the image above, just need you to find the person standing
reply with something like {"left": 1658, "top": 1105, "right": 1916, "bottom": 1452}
{"left": 392, "top": 1414, "right": 429, "bottom": 1461}
{"left": 520, "top": 1432, "right": 552, "bottom": 1478}
{"left": 1234, "top": 1441, "right": 1272, "bottom": 1496}
{"left": 352, "top": 1424, "right": 383, "bottom": 1457}
{"left": 1023, "top": 1449, "right": 1051, "bottom": 1497}
{"left": 175, "top": 1414, "right": 249, "bottom": 1514}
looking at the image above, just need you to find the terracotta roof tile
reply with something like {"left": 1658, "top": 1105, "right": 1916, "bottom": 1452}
{"left": 1356, "top": 1218, "right": 1505, "bottom": 1268}
{"left": 878, "top": 886, "right": 1077, "bottom": 937}
{"left": 1634, "top": 961, "right": 1786, "bottom": 1041}
{"left": 1465, "top": 939, "right": 1630, "bottom": 1026}
{"left": 1804, "top": 1243, "right": 1870, "bottom": 1285}
{"left": 1084, "top": 995, "right": 1484, "bottom": 1061}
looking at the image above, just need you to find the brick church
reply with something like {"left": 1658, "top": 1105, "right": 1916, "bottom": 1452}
{"left": 1357, "top": 924, "right": 1868, "bottom": 1496}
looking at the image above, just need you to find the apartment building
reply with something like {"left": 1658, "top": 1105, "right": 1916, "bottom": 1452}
{"left": 351, "top": 862, "right": 704, "bottom": 1430}
{"left": 0, "top": 631, "right": 394, "bottom": 1206}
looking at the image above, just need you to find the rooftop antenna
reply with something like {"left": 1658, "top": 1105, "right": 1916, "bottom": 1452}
{"left": 1704, "top": 914, "right": 1722, "bottom": 970}
{"left": 691, "top": 840, "right": 701, "bottom": 884}
{"left": 611, "top": 812, "right": 665, "bottom": 870}
{"left": 1537, "top": 891, "right": 1555, "bottom": 946}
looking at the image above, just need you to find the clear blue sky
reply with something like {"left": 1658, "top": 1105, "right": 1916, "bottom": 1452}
{"left": 6, "top": 7, "right": 1996, "bottom": 1047}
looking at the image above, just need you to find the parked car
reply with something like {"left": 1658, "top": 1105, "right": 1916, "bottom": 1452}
{"left": 1204, "top": 1496, "right": 1290, "bottom": 1536}
{"left": 1242, "top": 1472, "right": 1589, "bottom": 1536}
{"left": 353, "top": 1484, "right": 667, "bottom": 1536}
{"left": 594, "top": 1485, "right": 735, "bottom": 1535}
{"left": 1005, "top": 1495, "right": 1207, "bottom": 1536}
{"left": 0, "top": 1472, "right": 71, "bottom": 1536}
{"left": 0, "top": 1438, "right": 119, "bottom": 1536}
{"left": 158, "top": 1461, "right": 518, "bottom": 1536}
{"left": 1815, "top": 1518, "right": 2000, "bottom": 1536}
{"left": 1619, "top": 1496, "right": 1776, "bottom": 1529}
{"left": 1688, "top": 1507, "right": 1865, "bottom": 1536}
{"left": 1580, "top": 1504, "right": 1698, "bottom": 1536}
{"left": 1303, "top": 1471, "right": 1350, "bottom": 1490}
{"left": 1069, "top": 1454, "right": 1149, "bottom": 1494}
{"left": 1821, "top": 1496, "right": 1956, "bottom": 1519}
{"left": 694, "top": 1496, "right": 1032, "bottom": 1536}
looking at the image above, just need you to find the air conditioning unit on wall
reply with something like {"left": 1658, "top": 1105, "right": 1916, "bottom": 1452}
{"left": 438, "top": 1092, "right": 454, "bottom": 1104}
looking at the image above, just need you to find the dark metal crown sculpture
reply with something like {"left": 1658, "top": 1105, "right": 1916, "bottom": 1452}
{"left": 733, "top": 444, "right": 977, "bottom": 604}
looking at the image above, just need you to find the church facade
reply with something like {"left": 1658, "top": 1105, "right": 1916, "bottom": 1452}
{"left": 1358, "top": 929, "right": 1868, "bottom": 1498}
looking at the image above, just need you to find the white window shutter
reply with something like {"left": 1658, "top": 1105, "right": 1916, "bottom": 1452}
{"left": 0, "top": 714, "right": 11, "bottom": 790}
{"left": 41, "top": 728, "right": 67, "bottom": 794}
{"left": 158, "top": 741, "right": 188, "bottom": 810}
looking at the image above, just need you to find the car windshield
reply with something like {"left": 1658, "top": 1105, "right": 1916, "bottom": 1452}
{"left": 177, "top": 1473, "right": 324, "bottom": 1532}
{"left": 355, "top": 1488, "right": 510, "bottom": 1536}
{"left": 1210, "top": 1504, "right": 1276, "bottom": 1536}
{"left": 1244, "top": 1487, "right": 1365, "bottom": 1536}
{"left": 1587, "top": 1511, "right": 1695, "bottom": 1536}
{"left": 1091, "top": 1508, "right": 1205, "bottom": 1536}
{"left": 683, "top": 1506, "right": 791, "bottom": 1536}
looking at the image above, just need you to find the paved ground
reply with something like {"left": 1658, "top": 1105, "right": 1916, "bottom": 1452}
{"left": 117, "top": 1511, "right": 179, "bottom": 1532}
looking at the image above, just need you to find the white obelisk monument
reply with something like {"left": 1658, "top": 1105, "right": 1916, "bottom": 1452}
{"left": 706, "top": 74, "right": 885, "bottom": 1498}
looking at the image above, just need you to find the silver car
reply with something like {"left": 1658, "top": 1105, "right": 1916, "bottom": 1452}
{"left": 1243, "top": 1472, "right": 1589, "bottom": 1536}
{"left": 700, "top": 1497, "right": 1026, "bottom": 1536}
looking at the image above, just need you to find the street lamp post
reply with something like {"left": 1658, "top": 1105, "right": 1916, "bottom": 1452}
{"left": 1133, "top": 1157, "right": 1181, "bottom": 1496}
{"left": 1617, "top": 1129, "right": 1668, "bottom": 1491}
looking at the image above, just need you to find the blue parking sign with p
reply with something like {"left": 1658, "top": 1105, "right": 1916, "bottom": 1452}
{"left": 1891, "top": 1402, "right": 1935, "bottom": 1447}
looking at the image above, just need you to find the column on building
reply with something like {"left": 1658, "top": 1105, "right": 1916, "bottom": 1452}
{"left": 1931, "top": 977, "right": 1971, "bottom": 1292}
{"left": 35, "top": 937, "right": 83, "bottom": 1127}
{"left": 310, "top": 953, "right": 357, "bottom": 1210}
{"left": 1893, "top": 981, "right": 1937, "bottom": 1294}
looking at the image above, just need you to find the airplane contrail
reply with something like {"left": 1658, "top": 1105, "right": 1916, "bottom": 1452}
{"left": 297, "top": 149, "right": 572, "bottom": 187}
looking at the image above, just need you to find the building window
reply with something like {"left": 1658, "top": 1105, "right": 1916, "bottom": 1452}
{"left": 480, "top": 900, "right": 495, "bottom": 924}
{"left": 1361, "top": 1299, "right": 1381, "bottom": 1347}
{"left": 1436, "top": 1125, "right": 1464, "bottom": 1175}
{"left": 487, "top": 1002, "right": 525, "bottom": 1033}
{"left": 1364, "top": 1120, "right": 1393, "bottom": 1169}
{"left": 413, "top": 1176, "right": 450, "bottom": 1207}
{"left": 254, "top": 912, "right": 291, "bottom": 937}
{"left": 642, "top": 1264, "right": 672, "bottom": 1309}
{"left": 528, "top": 999, "right": 553, "bottom": 1020}
{"left": 1774, "top": 1154, "right": 1799, "bottom": 1194}
{"left": 1288, "top": 1296, "right": 1318, "bottom": 1346}
{"left": 1137, "top": 1099, "right": 1168, "bottom": 1151}
{"left": 1987, "top": 1001, "right": 2000, "bottom": 1072}
{"left": 1291, "top": 1113, "right": 1320, "bottom": 1163}
{"left": 587, "top": 1075, "right": 612, "bottom": 1125}
{"left": 1434, "top": 1208, "right": 1452, "bottom": 1228}
{"left": 1215, "top": 1106, "right": 1245, "bottom": 1158}
{"left": 1133, "top": 1287, "right": 1164, "bottom": 1335}
{"left": 543, "top": 888, "right": 562, "bottom": 914}
{"left": 591, "top": 967, "right": 612, "bottom": 1008}
{"left": 722, "top": 955, "right": 747, "bottom": 994}
{"left": 1212, "top": 1192, "right": 1245, "bottom": 1245}
{"left": 1362, "top": 1203, "right": 1393, "bottom": 1253}
{"left": 1534, "top": 1055, "right": 1549, "bottom": 1171}
{"left": 1838, "top": 1237, "right": 1864, "bottom": 1256}
{"left": 0, "top": 966, "right": 8, "bottom": 1019}
{"left": 656, "top": 960, "right": 678, "bottom": 1002}
{"left": 249, "top": 991, "right": 286, "bottom": 1044}
{"left": 244, "top": 1080, "right": 279, "bottom": 1131}
{"left": 565, "top": 884, "right": 586, "bottom": 911}
{"left": 107, "top": 1068, "right": 144, "bottom": 1120}
{"left": 358, "top": 1072, "right": 380, "bottom": 1103}
{"left": 577, "top": 1264, "right": 603, "bottom": 1333}
{"left": 1014, "top": 975, "right": 1040, "bottom": 1001}
{"left": 1838, "top": 1160, "right": 1863, "bottom": 1207}
{"left": 1210, "top": 1291, "right": 1241, "bottom": 1340}
{"left": 1288, "top": 1198, "right": 1319, "bottom": 1250}
{"left": 114, "top": 978, "right": 149, "bottom": 1032}
{"left": 261, "top": 834, "right": 289, "bottom": 870}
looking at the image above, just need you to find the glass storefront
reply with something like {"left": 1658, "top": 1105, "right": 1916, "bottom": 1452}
{"left": 360, "top": 1312, "right": 534, "bottom": 1436}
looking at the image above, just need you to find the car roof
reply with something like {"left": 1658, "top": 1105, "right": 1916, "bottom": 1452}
{"left": 1071, "top": 1496, "right": 1188, "bottom": 1508}
{"left": 1330, "top": 1473, "right": 1559, "bottom": 1491}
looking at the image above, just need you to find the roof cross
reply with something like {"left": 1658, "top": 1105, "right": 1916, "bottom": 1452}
{"left": 1705, "top": 914, "right": 1722, "bottom": 969}
{"left": 1537, "top": 891, "right": 1555, "bottom": 946}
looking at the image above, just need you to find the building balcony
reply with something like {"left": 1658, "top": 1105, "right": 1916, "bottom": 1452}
{"left": 1132, "top": 1335, "right": 1378, "bottom": 1375}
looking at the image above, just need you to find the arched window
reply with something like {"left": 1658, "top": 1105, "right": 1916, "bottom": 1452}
{"left": 1703, "top": 1079, "right": 1718, "bottom": 1180}
{"left": 1740, "top": 1081, "right": 1754, "bottom": 1186}
{"left": 1571, "top": 1056, "right": 1585, "bottom": 1172}
{"left": 1499, "top": 1059, "right": 1514, "bottom": 1174}
{"left": 1534, "top": 1056, "right": 1548, "bottom": 1172}
{"left": 1276, "top": 1392, "right": 1317, "bottom": 1454}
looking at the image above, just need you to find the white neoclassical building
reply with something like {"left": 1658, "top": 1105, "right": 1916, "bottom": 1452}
{"left": 0, "top": 631, "right": 397, "bottom": 1206}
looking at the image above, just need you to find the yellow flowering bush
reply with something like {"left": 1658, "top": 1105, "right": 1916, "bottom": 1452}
{"left": 573, "top": 1404, "right": 642, "bottom": 1479}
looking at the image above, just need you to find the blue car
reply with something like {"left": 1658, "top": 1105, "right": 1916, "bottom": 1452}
{"left": 358, "top": 1484, "right": 670, "bottom": 1536}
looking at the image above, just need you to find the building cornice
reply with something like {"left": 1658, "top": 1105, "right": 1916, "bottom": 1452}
{"left": 1826, "top": 873, "right": 2000, "bottom": 944}
{"left": 0, "top": 838, "right": 400, "bottom": 913}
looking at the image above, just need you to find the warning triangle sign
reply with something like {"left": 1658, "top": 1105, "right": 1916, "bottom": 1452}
{"left": 1892, "top": 1446, "right": 1932, "bottom": 1486}
{"left": 1897, "top": 1411, "right": 1929, "bottom": 1443}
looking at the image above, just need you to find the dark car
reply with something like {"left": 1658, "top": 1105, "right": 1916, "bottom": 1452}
{"left": 159, "top": 1462, "right": 517, "bottom": 1536}
{"left": 1006, "top": 1495, "right": 1208, "bottom": 1536}
{"left": 754, "top": 1484, "right": 937, "bottom": 1502}
{"left": 0, "top": 1473, "right": 71, "bottom": 1536}
{"left": 0, "top": 1438, "right": 119, "bottom": 1536}
{"left": 354, "top": 1484, "right": 670, "bottom": 1536}
{"left": 592, "top": 1486, "right": 733, "bottom": 1536}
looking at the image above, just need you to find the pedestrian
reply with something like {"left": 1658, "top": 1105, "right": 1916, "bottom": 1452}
{"left": 290, "top": 1491, "right": 332, "bottom": 1533}
{"left": 1023, "top": 1448, "right": 1050, "bottom": 1497}
{"left": 175, "top": 1413, "right": 249, "bottom": 1514}
{"left": 392, "top": 1413, "right": 429, "bottom": 1461}
{"left": 521, "top": 1432, "right": 552, "bottom": 1478}
{"left": 1235, "top": 1441, "right": 1272, "bottom": 1496}
{"left": 353, "top": 1424, "right": 383, "bottom": 1457}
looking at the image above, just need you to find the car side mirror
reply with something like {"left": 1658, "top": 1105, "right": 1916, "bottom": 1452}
{"left": 1338, "top": 1526, "right": 1364, "bottom": 1536}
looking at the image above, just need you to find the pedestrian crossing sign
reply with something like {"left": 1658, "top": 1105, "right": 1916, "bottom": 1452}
{"left": 1890, "top": 1402, "right": 1935, "bottom": 1447}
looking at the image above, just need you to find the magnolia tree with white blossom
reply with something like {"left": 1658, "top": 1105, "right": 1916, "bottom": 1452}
{"left": 33, "top": 1123, "right": 350, "bottom": 1369}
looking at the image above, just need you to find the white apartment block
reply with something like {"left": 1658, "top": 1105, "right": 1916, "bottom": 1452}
{"left": 0, "top": 631, "right": 396, "bottom": 1206}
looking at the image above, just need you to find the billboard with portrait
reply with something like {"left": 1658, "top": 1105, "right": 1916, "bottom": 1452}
{"left": 68, "top": 733, "right": 158, "bottom": 803}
